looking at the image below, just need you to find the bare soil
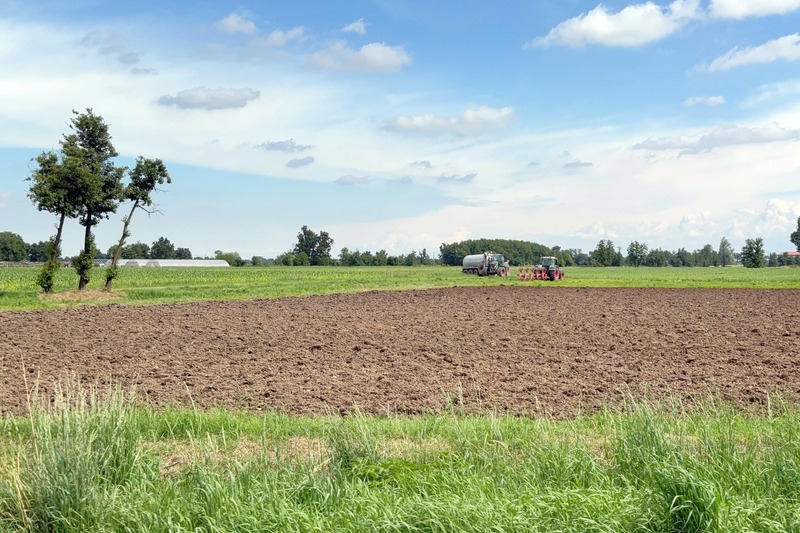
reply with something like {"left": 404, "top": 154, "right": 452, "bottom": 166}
{"left": 2, "top": 286, "right": 799, "bottom": 417}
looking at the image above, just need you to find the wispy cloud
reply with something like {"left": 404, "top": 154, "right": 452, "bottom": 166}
{"left": 386, "top": 106, "right": 514, "bottom": 136}
{"left": 253, "top": 27, "right": 305, "bottom": 47}
{"left": 215, "top": 12, "right": 256, "bottom": 34}
{"left": 410, "top": 160, "right": 432, "bottom": 169}
{"left": 158, "top": 87, "right": 260, "bottom": 110}
{"left": 342, "top": 18, "right": 367, "bottom": 35}
{"left": 743, "top": 79, "right": 800, "bottom": 106}
{"left": 257, "top": 139, "right": 313, "bottom": 153}
{"left": 287, "top": 156, "right": 315, "bottom": 168}
{"left": 82, "top": 31, "right": 144, "bottom": 66}
{"left": 684, "top": 95, "right": 725, "bottom": 107}
{"left": 306, "top": 42, "right": 411, "bottom": 72}
{"left": 709, "top": 0, "right": 800, "bottom": 19}
{"left": 527, "top": 0, "right": 700, "bottom": 48}
{"left": 336, "top": 175, "right": 370, "bottom": 185}
{"left": 564, "top": 160, "right": 593, "bottom": 169}
{"left": 703, "top": 34, "right": 800, "bottom": 72}
{"left": 131, "top": 67, "right": 158, "bottom": 76}
{"left": 438, "top": 173, "right": 476, "bottom": 184}
{"left": 632, "top": 123, "right": 800, "bottom": 153}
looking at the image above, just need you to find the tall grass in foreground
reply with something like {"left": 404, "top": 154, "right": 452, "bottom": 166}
{"left": 2, "top": 387, "right": 800, "bottom": 531}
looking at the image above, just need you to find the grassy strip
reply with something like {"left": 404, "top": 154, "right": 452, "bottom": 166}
{"left": 2, "top": 387, "right": 800, "bottom": 531}
{"left": 1, "top": 265, "right": 799, "bottom": 312}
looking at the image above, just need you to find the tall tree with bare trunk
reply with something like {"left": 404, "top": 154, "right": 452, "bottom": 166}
{"left": 105, "top": 158, "right": 171, "bottom": 289}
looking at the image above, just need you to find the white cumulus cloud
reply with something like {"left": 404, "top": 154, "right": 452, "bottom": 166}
{"left": 306, "top": 42, "right": 411, "bottom": 72}
{"left": 157, "top": 87, "right": 260, "bottom": 110}
{"left": 386, "top": 106, "right": 514, "bottom": 136}
{"left": 709, "top": 0, "right": 800, "bottom": 19}
{"left": 704, "top": 34, "right": 800, "bottom": 72}
{"left": 215, "top": 12, "right": 256, "bottom": 34}
{"left": 527, "top": 0, "right": 700, "bottom": 48}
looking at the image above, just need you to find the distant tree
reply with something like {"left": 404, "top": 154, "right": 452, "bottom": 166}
{"left": 0, "top": 232, "right": 28, "bottom": 262}
{"left": 672, "top": 248, "right": 694, "bottom": 267}
{"left": 741, "top": 238, "right": 765, "bottom": 268}
{"left": 403, "top": 251, "right": 421, "bottom": 266}
{"left": 626, "top": 241, "right": 648, "bottom": 267}
{"left": 718, "top": 237, "right": 734, "bottom": 267}
{"left": 150, "top": 236, "right": 176, "bottom": 260}
{"left": 591, "top": 240, "right": 616, "bottom": 266}
{"left": 175, "top": 247, "right": 192, "bottom": 259}
{"left": 693, "top": 244, "right": 719, "bottom": 267}
{"left": 767, "top": 252, "right": 779, "bottom": 267}
{"left": 374, "top": 249, "right": 388, "bottom": 266}
{"left": 120, "top": 242, "right": 150, "bottom": 259}
{"left": 644, "top": 248, "right": 670, "bottom": 267}
{"left": 27, "top": 241, "right": 50, "bottom": 262}
{"left": 419, "top": 248, "right": 431, "bottom": 265}
{"left": 293, "top": 225, "right": 333, "bottom": 265}
{"left": 215, "top": 250, "right": 245, "bottom": 267}
{"left": 250, "top": 255, "right": 269, "bottom": 266}
{"left": 275, "top": 251, "right": 293, "bottom": 265}
{"left": 791, "top": 216, "right": 800, "bottom": 251}
{"left": 105, "top": 157, "right": 170, "bottom": 289}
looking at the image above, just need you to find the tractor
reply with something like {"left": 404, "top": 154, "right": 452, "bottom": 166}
{"left": 517, "top": 256, "right": 565, "bottom": 281}
{"left": 462, "top": 252, "right": 509, "bottom": 276}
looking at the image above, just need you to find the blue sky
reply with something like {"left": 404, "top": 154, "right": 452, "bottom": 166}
{"left": 1, "top": 0, "right": 799, "bottom": 259}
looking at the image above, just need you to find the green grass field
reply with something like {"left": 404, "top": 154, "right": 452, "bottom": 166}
{"left": 1, "top": 264, "right": 798, "bottom": 312}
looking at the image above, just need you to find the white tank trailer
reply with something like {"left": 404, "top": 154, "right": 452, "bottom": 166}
{"left": 461, "top": 252, "right": 509, "bottom": 276}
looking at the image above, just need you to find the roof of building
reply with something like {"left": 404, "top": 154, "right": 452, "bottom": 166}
{"left": 105, "top": 259, "right": 230, "bottom": 267}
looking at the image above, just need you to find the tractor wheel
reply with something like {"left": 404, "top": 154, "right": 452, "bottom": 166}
{"left": 548, "top": 269, "right": 556, "bottom": 281}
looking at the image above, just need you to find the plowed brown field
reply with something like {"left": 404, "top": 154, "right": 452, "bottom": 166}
{"left": 2, "top": 286, "right": 799, "bottom": 417}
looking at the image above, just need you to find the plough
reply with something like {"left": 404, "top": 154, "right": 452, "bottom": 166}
{"left": 517, "top": 256, "right": 564, "bottom": 281}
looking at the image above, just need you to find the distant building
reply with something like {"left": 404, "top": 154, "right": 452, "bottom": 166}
{"left": 105, "top": 259, "right": 230, "bottom": 267}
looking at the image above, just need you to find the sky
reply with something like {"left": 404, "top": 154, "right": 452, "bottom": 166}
{"left": 1, "top": 0, "right": 799, "bottom": 259}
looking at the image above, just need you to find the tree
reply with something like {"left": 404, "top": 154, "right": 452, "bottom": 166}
{"left": 791, "top": 216, "right": 800, "bottom": 252}
{"left": 58, "top": 109, "right": 125, "bottom": 289}
{"left": 718, "top": 237, "right": 734, "bottom": 267}
{"left": 27, "top": 241, "right": 50, "bottom": 262}
{"left": 119, "top": 242, "right": 150, "bottom": 259}
{"left": 293, "top": 225, "right": 334, "bottom": 266}
{"left": 215, "top": 250, "right": 244, "bottom": 267}
{"left": 694, "top": 244, "right": 719, "bottom": 267}
{"left": 626, "top": 241, "right": 648, "bottom": 267}
{"left": 591, "top": 240, "right": 616, "bottom": 266}
{"left": 105, "top": 157, "right": 170, "bottom": 289}
{"left": 150, "top": 236, "right": 176, "bottom": 260}
{"left": 741, "top": 238, "right": 765, "bottom": 268}
{"left": 175, "top": 247, "right": 192, "bottom": 259}
{"left": 0, "top": 232, "right": 27, "bottom": 262}
{"left": 27, "top": 149, "right": 84, "bottom": 291}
